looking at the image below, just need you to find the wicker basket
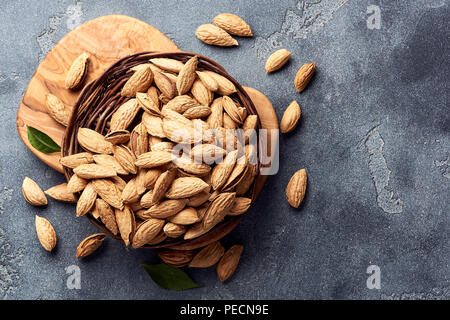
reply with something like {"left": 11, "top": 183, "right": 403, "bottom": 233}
{"left": 62, "top": 51, "right": 261, "bottom": 250}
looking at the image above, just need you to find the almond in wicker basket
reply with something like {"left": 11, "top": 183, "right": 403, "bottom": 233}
{"left": 62, "top": 52, "right": 262, "bottom": 250}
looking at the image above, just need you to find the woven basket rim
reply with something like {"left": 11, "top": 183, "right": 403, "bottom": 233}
{"left": 62, "top": 51, "right": 261, "bottom": 250}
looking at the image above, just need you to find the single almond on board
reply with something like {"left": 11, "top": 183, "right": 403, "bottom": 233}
{"left": 176, "top": 56, "right": 198, "bottom": 95}
{"left": 212, "top": 13, "right": 253, "bottom": 37}
{"left": 286, "top": 168, "right": 307, "bottom": 208}
{"left": 65, "top": 52, "right": 89, "bottom": 89}
{"left": 45, "top": 94, "right": 71, "bottom": 126}
{"left": 121, "top": 65, "right": 153, "bottom": 97}
{"left": 45, "top": 183, "right": 77, "bottom": 203}
{"left": 195, "top": 24, "right": 238, "bottom": 47}
{"left": 265, "top": 49, "right": 291, "bottom": 73}
{"left": 280, "top": 100, "right": 301, "bottom": 133}
{"left": 76, "top": 233, "right": 106, "bottom": 259}
{"left": 217, "top": 245, "right": 243, "bottom": 281}
{"left": 294, "top": 62, "right": 316, "bottom": 93}
{"left": 22, "top": 177, "right": 47, "bottom": 206}
{"left": 189, "top": 241, "right": 225, "bottom": 268}
{"left": 35, "top": 215, "right": 57, "bottom": 252}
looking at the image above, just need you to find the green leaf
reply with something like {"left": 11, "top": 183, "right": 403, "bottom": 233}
{"left": 142, "top": 263, "right": 202, "bottom": 291}
{"left": 27, "top": 126, "right": 61, "bottom": 154}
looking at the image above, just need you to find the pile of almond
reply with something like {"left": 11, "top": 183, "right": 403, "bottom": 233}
{"left": 24, "top": 52, "right": 259, "bottom": 281}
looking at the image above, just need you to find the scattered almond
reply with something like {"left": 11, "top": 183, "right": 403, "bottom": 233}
{"left": 212, "top": 13, "right": 253, "bottom": 37}
{"left": 294, "top": 62, "right": 316, "bottom": 93}
{"left": 35, "top": 215, "right": 57, "bottom": 252}
{"left": 76, "top": 233, "right": 106, "bottom": 258}
{"left": 22, "top": 177, "right": 47, "bottom": 206}
{"left": 280, "top": 100, "right": 301, "bottom": 133}
{"left": 65, "top": 52, "right": 89, "bottom": 89}
{"left": 286, "top": 169, "right": 307, "bottom": 208}
{"left": 265, "top": 49, "right": 291, "bottom": 73}
{"left": 217, "top": 245, "right": 243, "bottom": 281}
{"left": 195, "top": 24, "right": 238, "bottom": 47}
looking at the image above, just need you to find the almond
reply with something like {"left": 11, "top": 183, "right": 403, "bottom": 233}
{"left": 140, "top": 190, "right": 155, "bottom": 208}
{"left": 121, "top": 65, "right": 153, "bottom": 97}
{"left": 204, "top": 71, "right": 236, "bottom": 95}
{"left": 136, "top": 92, "right": 160, "bottom": 116}
{"left": 151, "top": 141, "right": 174, "bottom": 152}
{"left": 152, "top": 168, "right": 177, "bottom": 203}
{"left": 22, "top": 177, "right": 47, "bottom": 206}
{"left": 191, "top": 79, "right": 213, "bottom": 106}
{"left": 202, "top": 192, "right": 236, "bottom": 230}
{"left": 45, "top": 94, "right": 71, "bottom": 126}
{"left": 210, "top": 150, "right": 238, "bottom": 190}
{"left": 187, "top": 191, "right": 210, "bottom": 208}
{"left": 35, "top": 215, "right": 57, "bottom": 252}
{"left": 130, "top": 123, "right": 148, "bottom": 156}
{"left": 228, "top": 197, "right": 251, "bottom": 215}
{"left": 76, "top": 182, "right": 97, "bottom": 216}
{"left": 143, "top": 168, "right": 163, "bottom": 189}
{"left": 213, "top": 13, "right": 253, "bottom": 37}
{"left": 67, "top": 174, "right": 88, "bottom": 193}
{"left": 145, "top": 199, "right": 188, "bottom": 219}
{"left": 60, "top": 152, "right": 94, "bottom": 168}
{"left": 132, "top": 218, "right": 165, "bottom": 248}
{"left": 166, "top": 177, "right": 210, "bottom": 199}
{"left": 91, "top": 179, "right": 123, "bottom": 209}
{"left": 169, "top": 207, "right": 200, "bottom": 225}
{"left": 153, "top": 71, "right": 176, "bottom": 99}
{"left": 45, "top": 183, "right": 77, "bottom": 203}
{"left": 150, "top": 58, "right": 185, "bottom": 73}
{"left": 176, "top": 56, "right": 198, "bottom": 95}
{"left": 93, "top": 154, "right": 127, "bottom": 175}
{"left": 265, "top": 49, "right": 291, "bottom": 73}
{"left": 163, "top": 222, "right": 187, "bottom": 238}
{"left": 93, "top": 199, "right": 118, "bottom": 235}
{"left": 110, "top": 99, "right": 140, "bottom": 131}
{"left": 162, "top": 120, "right": 201, "bottom": 144}
{"left": 222, "top": 96, "right": 243, "bottom": 124}
{"left": 73, "top": 164, "right": 117, "bottom": 179}
{"left": 161, "top": 107, "right": 192, "bottom": 126}
{"left": 217, "top": 245, "right": 243, "bottom": 281}
{"left": 77, "top": 128, "right": 113, "bottom": 154}
{"left": 286, "top": 168, "right": 307, "bottom": 208}
{"left": 105, "top": 130, "right": 131, "bottom": 145}
{"left": 113, "top": 145, "right": 137, "bottom": 174}
{"left": 207, "top": 98, "right": 224, "bottom": 129}
{"left": 236, "top": 164, "right": 258, "bottom": 196}
{"left": 196, "top": 24, "right": 238, "bottom": 47}
{"left": 135, "top": 151, "right": 173, "bottom": 168}
{"left": 294, "top": 62, "right": 316, "bottom": 93}
{"left": 189, "top": 241, "right": 225, "bottom": 268}
{"left": 141, "top": 112, "right": 166, "bottom": 138}
{"left": 76, "top": 233, "right": 106, "bottom": 258}
{"left": 165, "top": 95, "right": 199, "bottom": 113}
{"left": 157, "top": 249, "right": 194, "bottom": 267}
{"left": 281, "top": 100, "right": 301, "bottom": 133}
{"left": 115, "top": 206, "right": 136, "bottom": 246}
{"left": 196, "top": 71, "right": 219, "bottom": 92}
{"left": 65, "top": 52, "right": 89, "bottom": 89}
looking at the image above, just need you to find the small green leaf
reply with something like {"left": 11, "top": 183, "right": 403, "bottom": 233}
{"left": 142, "top": 263, "right": 202, "bottom": 291}
{"left": 27, "top": 126, "right": 61, "bottom": 154}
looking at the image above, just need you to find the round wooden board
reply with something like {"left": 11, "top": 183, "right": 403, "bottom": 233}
{"left": 16, "top": 14, "right": 278, "bottom": 174}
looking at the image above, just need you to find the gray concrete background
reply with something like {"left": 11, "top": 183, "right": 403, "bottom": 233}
{"left": 0, "top": 0, "right": 448, "bottom": 300}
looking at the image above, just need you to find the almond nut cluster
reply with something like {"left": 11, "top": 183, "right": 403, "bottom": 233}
{"left": 60, "top": 55, "right": 259, "bottom": 249}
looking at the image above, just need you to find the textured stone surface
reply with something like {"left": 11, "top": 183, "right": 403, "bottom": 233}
{"left": 0, "top": 0, "right": 448, "bottom": 299}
